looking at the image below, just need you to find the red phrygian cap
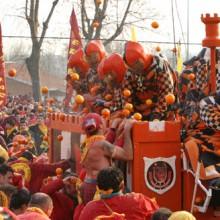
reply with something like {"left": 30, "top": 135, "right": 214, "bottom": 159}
{"left": 68, "top": 48, "right": 89, "bottom": 75}
{"left": 85, "top": 40, "right": 106, "bottom": 61}
{"left": 124, "top": 41, "right": 153, "bottom": 69}
{"left": 98, "top": 53, "right": 127, "bottom": 83}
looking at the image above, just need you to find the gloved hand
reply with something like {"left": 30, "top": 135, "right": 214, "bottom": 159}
{"left": 94, "top": 99, "right": 105, "bottom": 107}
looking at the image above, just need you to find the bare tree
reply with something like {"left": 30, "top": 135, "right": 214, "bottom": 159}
{"left": 81, "top": 0, "right": 133, "bottom": 45}
{"left": 25, "top": 0, "right": 59, "bottom": 101}
{"left": 80, "top": 0, "right": 160, "bottom": 46}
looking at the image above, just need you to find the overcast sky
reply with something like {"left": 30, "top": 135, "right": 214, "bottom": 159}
{"left": 1, "top": 0, "right": 220, "bottom": 57}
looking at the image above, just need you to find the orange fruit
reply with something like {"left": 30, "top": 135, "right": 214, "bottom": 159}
{"left": 124, "top": 103, "right": 133, "bottom": 111}
{"left": 8, "top": 68, "right": 16, "bottom": 77}
{"left": 47, "top": 98, "right": 55, "bottom": 104}
{"left": 56, "top": 168, "right": 63, "bottom": 176}
{"left": 188, "top": 73, "right": 195, "bottom": 80}
{"left": 70, "top": 72, "right": 79, "bottom": 81}
{"left": 41, "top": 86, "right": 49, "bottom": 94}
{"left": 123, "top": 89, "right": 131, "bottom": 97}
{"left": 104, "top": 94, "right": 112, "bottom": 101}
{"left": 101, "top": 108, "right": 110, "bottom": 118}
{"left": 57, "top": 135, "right": 63, "bottom": 142}
{"left": 165, "top": 93, "right": 175, "bottom": 105}
{"left": 145, "top": 99, "right": 153, "bottom": 106}
{"left": 122, "top": 109, "right": 130, "bottom": 117}
{"left": 38, "top": 105, "right": 43, "bottom": 112}
{"left": 90, "top": 85, "right": 100, "bottom": 95}
{"left": 92, "top": 21, "right": 100, "bottom": 28}
{"left": 59, "top": 113, "right": 66, "bottom": 121}
{"left": 82, "top": 107, "right": 89, "bottom": 114}
{"left": 172, "top": 47, "right": 177, "bottom": 53}
{"left": 75, "top": 95, "right": 85, "bottom": 104}
{"left": 155, "top": 46, "right": 161, "bottom": 52}
{"left": 151, "top": 21, "right": 159, "bottom": 29}
{"left": 133, "top": 113, "right": 142, "bottom": 121}
{"left": 43, "top": 135, "right": 48, "bottom": 141}
{"left": 47, "top": 107, "right": 53, "bottom": 113}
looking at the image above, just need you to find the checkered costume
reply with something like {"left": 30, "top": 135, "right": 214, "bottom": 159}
{"left": 216, "top": 49, "right": 220, "bottom": 93}
{"left": 109, "top": 87, "right": 125, "bottom": 112}
{"left": 86, "top": 68, "right": 106, "bottom": 94}
{"left": 200, "top": 95, "right": 220, "bottom": 130}
{"left": 123, "top": 55, "right": 174, "bottom": 118}
{"left": 195, "top": 59, "right": 209, "bottom": 92}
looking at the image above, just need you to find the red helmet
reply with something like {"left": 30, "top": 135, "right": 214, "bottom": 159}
{"left": 98, "top": 53, "right": 127, "bottom": 83}
{"left": 85, "top": 40, "right": 106, "bottom": 62}
{"left": 124, "top": 41, "right": 153, "bottom": 69}
{"left": 68, "top": 48, "right": 89, "bottom": 76}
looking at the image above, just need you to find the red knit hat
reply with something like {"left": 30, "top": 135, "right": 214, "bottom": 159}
{"left": 85, "top": 40, "right": 106, "bottom": 61}
{"left": 124, "top": 41, "right": 153, "bottom": 69}
{"left": 98, "top": 53, "right": 127, "bottom": 83}
{"left": 68, "top": 48, "right": 89, "bottom": 75}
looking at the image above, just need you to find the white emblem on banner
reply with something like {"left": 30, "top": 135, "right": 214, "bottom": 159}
{"left": 143, "top": 156, "right": 176, "bottom": 195}
{"left": 149, "top": 121, "right": 165, "bottom": 132}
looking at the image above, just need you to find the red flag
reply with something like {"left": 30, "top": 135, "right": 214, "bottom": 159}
{"left": 68, "top": 8, "right": 82, "bottom": 58}
{"left": 64, "top": 7, "right": 83, "bottom": 110}
{"left": 0, "top": 23, "right": 7, "bottom": 108}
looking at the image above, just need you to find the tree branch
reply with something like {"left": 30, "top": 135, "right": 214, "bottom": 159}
{"left": 94, "top": 0, "right": 108, "bottom": 39}
{"left": 39, "top": 0, "right": 59, "bottom": 47}
{"left": 81, "top": 0, "right": 89, "bottom": 39}
{"left": 34, "top": 0, "right": 39, "bottom": 28}
{"left": 25, "top": 0, "right": 29, "bottom": 20}
{"left": 104, "top": 0, "right": 133, "bottom": 45}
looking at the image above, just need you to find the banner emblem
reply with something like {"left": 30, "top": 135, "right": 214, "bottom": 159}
{"left": 144, "top": 156, "right": 176, "bottom": 194}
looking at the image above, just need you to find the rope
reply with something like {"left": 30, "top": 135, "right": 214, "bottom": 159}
{"left": 1, "top": 35, "right": 202, "bottom": 45}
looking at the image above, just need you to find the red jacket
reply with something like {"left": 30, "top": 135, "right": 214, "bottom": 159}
{"left": 17, "top": 208, "right": 50, "bottom": 220}
{"left": 78, "top": 193, "right": 159, "bottom": 220}
{"left": 29, "top": 160, "right": 70, "bottom": 193}
{"left": 40, "top": 178, "right": 75, "bottom": 220}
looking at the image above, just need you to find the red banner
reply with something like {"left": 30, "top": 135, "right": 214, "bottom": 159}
{"left": 68, "top": 8, "right": 83, "bottom": 58}
{"left": 64, "top": 7, "right": 82, "bottom": 110}
{"left": 0, "top": 23, "right": 7, "bottom": 108}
